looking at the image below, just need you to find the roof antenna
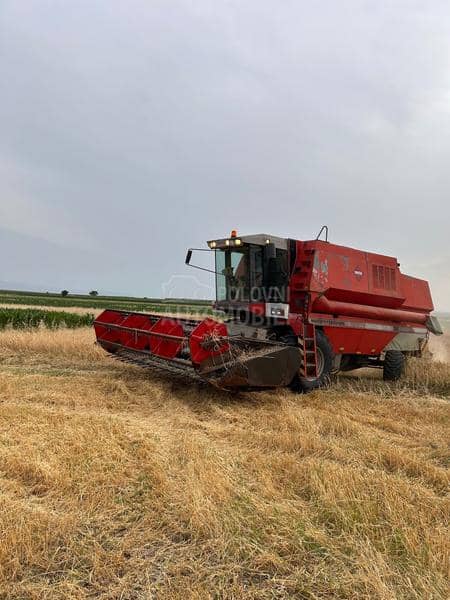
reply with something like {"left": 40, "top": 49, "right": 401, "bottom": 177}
{"left": 316, "top": 225, "right": 329, "bottom": 242}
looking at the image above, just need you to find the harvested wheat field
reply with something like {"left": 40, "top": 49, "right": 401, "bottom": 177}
{"left": 0, "top": 328, "right": 449, "bottom": 599}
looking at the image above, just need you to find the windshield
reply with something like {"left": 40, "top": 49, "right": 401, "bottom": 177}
{"left": 216, "top": 247, "right": 248, "bottom": 301}
{"left": 214, "top": 244, "right": 289, "bottom": 304}
{"left": 215, "top": 245, "right": 264, "bottom": 302}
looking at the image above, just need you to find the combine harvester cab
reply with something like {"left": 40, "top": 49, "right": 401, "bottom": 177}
{"left": 94, "top": 228, "right": 442, "bottom": 392}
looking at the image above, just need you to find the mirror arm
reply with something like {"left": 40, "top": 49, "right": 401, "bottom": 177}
{"left": 185, "top": 248, "right": 219, "bottom": 275}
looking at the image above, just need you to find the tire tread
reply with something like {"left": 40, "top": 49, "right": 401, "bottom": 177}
{"left": 383, "top": 350, "right": 405, "bottom": 381}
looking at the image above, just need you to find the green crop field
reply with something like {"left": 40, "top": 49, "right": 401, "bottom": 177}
{"left": 0, "top": 289, "right": 212, "bottom": 304}
{"left": 0, "top": 290, "right": 214, "bottom": 315}
{"left": 0, "top": 308, "right": 94, "bottom": 329}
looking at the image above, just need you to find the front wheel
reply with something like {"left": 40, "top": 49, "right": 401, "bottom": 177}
{"left": 289, "top": 329, "right": 334, "bottom": 393}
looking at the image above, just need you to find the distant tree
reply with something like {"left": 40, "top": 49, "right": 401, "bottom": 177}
{"left": 61, "top": 290, "right": 69, "bottom": 297}
{"left": 89, "top": 290, "right": 99, "bottom": 297}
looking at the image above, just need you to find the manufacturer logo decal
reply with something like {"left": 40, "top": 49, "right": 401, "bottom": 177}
{"left": 353, "top": 267, "right": 363, "bottom": 279}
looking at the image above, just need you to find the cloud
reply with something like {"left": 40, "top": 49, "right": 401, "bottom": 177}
{"left": 0, "top": 0, "right": 449, "bottom": 307}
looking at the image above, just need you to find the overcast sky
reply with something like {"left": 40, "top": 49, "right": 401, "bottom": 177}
{"left": 1, "top": 1, "right": 449, "bottom": 309}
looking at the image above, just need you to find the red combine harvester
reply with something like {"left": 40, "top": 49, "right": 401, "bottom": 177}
{"left": 94, "top": 229, "right": 442, "bottom": 392}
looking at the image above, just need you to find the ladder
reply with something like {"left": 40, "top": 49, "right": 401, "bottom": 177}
{"left": 298, "top": 322, "right": 318, "bottom": 378}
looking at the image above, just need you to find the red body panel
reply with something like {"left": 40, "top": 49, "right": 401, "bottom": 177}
{"left": 288, "top": 239, "right": 433, "bottom": 355}
{"left": 400, "top": 275, "right": 434, "bottom": 312}
{"left": 291, "top": 240, "right": 432, "bottom": 313}
{"left": 323, "top": 327, "right": 395, "bottom": 355}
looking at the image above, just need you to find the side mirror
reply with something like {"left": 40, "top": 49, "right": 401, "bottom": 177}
{"left": 185, "top": 248, "right": 218, "bottom": 275}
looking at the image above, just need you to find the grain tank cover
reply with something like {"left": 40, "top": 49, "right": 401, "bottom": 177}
{"left": 292, "top": 239, "right": 433, "bottom": 313}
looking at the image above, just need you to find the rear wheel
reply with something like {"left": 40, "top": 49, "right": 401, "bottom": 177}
{"left": 383, "top": 350, "right": 405, "bottom": 381}
{"left": 283, "top": 329, "right": 334, "bottom": 393}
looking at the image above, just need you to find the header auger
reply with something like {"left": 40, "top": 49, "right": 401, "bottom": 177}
{"left": 94, "top": 229, "right": 442, "bottom": 392}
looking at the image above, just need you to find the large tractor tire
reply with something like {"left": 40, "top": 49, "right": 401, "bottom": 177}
{"left": 285, "top": 329, "right": 334, "bottom": 393}
{"left": 383, "top": 350, "right": 405, "bottom": 381}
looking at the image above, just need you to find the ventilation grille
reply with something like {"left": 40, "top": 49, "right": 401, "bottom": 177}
{"left": 372, "top": 265, "right": 396, "bottom": 290}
